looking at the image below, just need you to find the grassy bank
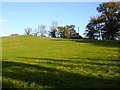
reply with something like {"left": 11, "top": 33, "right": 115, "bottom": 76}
{"left": 2, "top": 35, "right": 120, "bottom": 88}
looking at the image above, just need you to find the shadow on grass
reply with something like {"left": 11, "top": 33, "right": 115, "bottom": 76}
{"left": 2, "top": 81, "right": 12, "bottom": 88}
{"left": 71, "top": 39, "right": 119, "bottom": 48}
{"left": 52, "top": 38, "right": 119, "bottom": 48}
{"left": 109, "top": 60, "right": 120, "bottom": 62}
{"left": 18, "top": 57, "right": 72, "bottom": 62}
{"left": 18, "top": 57, "right": 120, "bottom": 67}
{"left": 2, "top": 61, "right": 120, "bottom": 88}
{"left": 69, "top": 57, "right": 120, "bottom": 62}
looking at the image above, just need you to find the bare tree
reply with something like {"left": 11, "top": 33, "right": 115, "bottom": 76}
{"left": 24, "top": 28, "right": 32, "bottom": 35}
{"left": 38, "top": 25, "right": 46, "bottom": 36}
{"left": 33, "top": 29, "right": 39, "bottom": 36}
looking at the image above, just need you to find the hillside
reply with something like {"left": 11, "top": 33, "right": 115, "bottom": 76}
{"left": 2, "top": 35, "right": 120, "bottom": 88}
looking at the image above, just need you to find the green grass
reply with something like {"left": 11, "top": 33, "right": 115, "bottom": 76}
{"left": 2, "top": 35, "right": 120, "bottom": 88}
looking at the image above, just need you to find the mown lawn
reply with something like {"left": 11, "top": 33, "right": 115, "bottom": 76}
{"left": 2, "top": 35, "right": 120, "bottom": 88}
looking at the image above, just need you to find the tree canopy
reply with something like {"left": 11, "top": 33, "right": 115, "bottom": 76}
{"left": 85, "top": 1, "right": 120, "bottom": 40}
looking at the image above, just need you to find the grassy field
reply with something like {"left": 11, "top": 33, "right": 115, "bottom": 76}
{"left": 2, "top": 35, "right": 120, "bottom": 88}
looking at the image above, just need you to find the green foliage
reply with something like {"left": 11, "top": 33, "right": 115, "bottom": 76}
{"left": 58, "top": 25, "right": 82, "bottom": 39}
{"left": 57, "top": 26, "right": 70, "bottom": 38}
{"left": 2, "top": 36, "right": 120, "bottom": 88}
{"left": 63, "top": 26, "right": 70, "bottom": 39}
{"left": 85, "top": 1, "right": 120, "bottom": 40}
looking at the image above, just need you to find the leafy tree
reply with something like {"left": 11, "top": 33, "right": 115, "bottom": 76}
{"left": 58, "top": 26, "right": 70, "bottom": 38}
{"left": 58, "top": 25, "right": 83, "bottom": 39}
{"left": 116, "top": 11, "right": 120, "bottom": 40}
{"left": 57, "top": 26, "right": 65, "bottom": 38}
{"left": 85, "top": 1, "right": 120, "bottom": 40}
{"left": 97, "top": 1, "right": 120, "bottom": 40}
{"left": 84, "top": 17, "right": 100, "bottom": 39}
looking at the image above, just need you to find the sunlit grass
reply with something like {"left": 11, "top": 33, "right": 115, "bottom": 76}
{"left": 2, "top": 35, "right": 120, "bottom": 88}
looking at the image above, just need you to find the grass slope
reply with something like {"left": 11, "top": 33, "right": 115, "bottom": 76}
{"left": 2, "top": 35, "right": 120, "bottom": 88}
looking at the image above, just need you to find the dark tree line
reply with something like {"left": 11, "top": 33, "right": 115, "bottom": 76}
{"left": 49, "top": 24, "right": 83, "bottom": 39}
{"left": 84, "top": 1, "right": 120, "bottom": 40}
{"left": 57, "top": 25, "right": 83, "bottom": 39}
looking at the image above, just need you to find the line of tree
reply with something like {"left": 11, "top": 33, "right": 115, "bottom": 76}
{"left": 57, "top": 25, "right": 83, "bottom": 39}
{"left": 24, "top": 25, "right": 46, "bottom": 37}
{"left": 84, "top": 1, "right": 120, "bottom": 40}
{"left": 24, "top": 21, "right": 83, "bottom": 39}
{"left": 49, "top": 21, "right": 83, "bottom": 39}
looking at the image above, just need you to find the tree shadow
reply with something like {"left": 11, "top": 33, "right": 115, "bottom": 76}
{"left": 17, "top": 57, "right": 79, "bottom": 68}
{"left": 50, "top": 38, "right": 119, "bottom": 48}
{"left": 70, "top": 39, "right": 119, "bottom": 48}
{"left": 2, "top": 81, "right": 12, "bottom": 88}
{"left": 69, "top": 57, "right": 120, "bottom": 62}
{"left": 109, "top": 60, "right": 120, "bottom": 62}
{"left": 17, "top": 57, "right": 72, "bottom": 62}
{"left": 18, "top": 57, "right": 120, "bottom": 67}
{"left": 2, "top": 61, "right": 120, "bottom": 88}
{"left": 68, "top": 57, "right": 120, "bottom": 68}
